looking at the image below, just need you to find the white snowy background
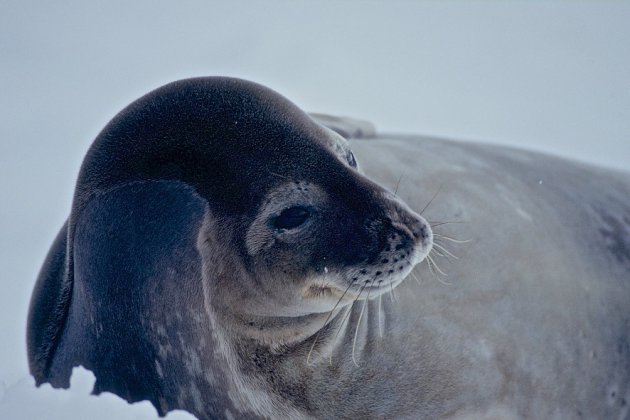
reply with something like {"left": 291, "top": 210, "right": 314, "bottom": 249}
{"left": 1, "top": 1, "right": 629, "bottom": 418}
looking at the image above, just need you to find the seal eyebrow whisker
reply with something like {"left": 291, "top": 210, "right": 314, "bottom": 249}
{"left": 352, "top": 280, "right": 372, "bottom": 367}
{"left": 433, "top": 233, "right": 472, "bottom": 244}
{"left": 306, "top": 279, "right": 356, "bottom": 365}
{"left": 419, "top": 185, "right": 443, "bottom": 216}
{"left": 393, "top": 172, "right": 405, "bottom": 195}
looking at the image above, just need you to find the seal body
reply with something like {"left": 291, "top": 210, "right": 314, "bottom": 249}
{"left": 27, "top": 78, "right": 630, "bottom": 419}
{"left": 351, "top": 136, "right": 630, "bottom": 419}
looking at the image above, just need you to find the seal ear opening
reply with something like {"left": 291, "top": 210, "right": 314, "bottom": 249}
{"left": 27, "top": 220, "right": 70, "bottom": 385}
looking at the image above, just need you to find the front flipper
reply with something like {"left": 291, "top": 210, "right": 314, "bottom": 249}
{"left": 27, "top": 220, "right": 69, "bottom": 384}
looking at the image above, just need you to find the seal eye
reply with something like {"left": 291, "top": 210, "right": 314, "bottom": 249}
{"left": 274, "top": 206, "right": 310, "bottom": 230}
{"left": 347, "top": 151, "right": 357, "bottom": 168}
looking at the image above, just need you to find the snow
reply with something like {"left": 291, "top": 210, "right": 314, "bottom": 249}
{"left": 0, "top": 367, "right": 193, "bottom": 419}
{"left": 1, "top": 1, "right": 629, "bottom": 418}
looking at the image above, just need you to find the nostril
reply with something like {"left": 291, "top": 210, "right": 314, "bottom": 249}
{"left": 392, "top": 206, "right": 429, "bottom": 240}
{"left": 411, "top": 222, "right": 423, "bottom": 239}
{"left": 411, "top": 221, "right": 431, "bottom": 241}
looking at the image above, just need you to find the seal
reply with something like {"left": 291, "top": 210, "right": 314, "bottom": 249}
{"left": 27, "top": 77, "right": 630, "bottom": 419}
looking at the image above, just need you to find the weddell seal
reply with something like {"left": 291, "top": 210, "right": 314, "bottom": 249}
{"left": 27, "top": 77, "right": 630, "bottom": 419}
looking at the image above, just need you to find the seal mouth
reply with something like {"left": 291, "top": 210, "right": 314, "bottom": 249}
{"left": 305, "top": 274, "right": 409, "bottom": 302}
{"left": 304, "top": 284, "right": 346, "bottom": 300}
{"left": 303, "top": 218, "right": 432, "bottom": 303}
{"left": 346, "top": 278, "right": 406, "bottom": 300}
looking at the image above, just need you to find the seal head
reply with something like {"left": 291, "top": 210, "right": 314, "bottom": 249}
{"left": 27, "top": 77, "right": 432, "bottom": 416}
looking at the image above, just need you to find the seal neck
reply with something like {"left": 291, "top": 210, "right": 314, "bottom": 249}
{"left": 216, "top": 301, "right": 350, "bottom": 349}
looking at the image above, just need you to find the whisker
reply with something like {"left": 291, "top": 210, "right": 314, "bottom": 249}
{"left": 433, "top": 233, "right": 472, "bottom": 244}
{"left": 427, "top": 254, "right": 448, "bottom": 277}
{"left": 427, "top": 255, "right": 452, "bottom": 286}
{"left": 410, "top": 270, "right": 422, "bottom": 285}
{"left": 426, "top": 256, "right": 436, "bottom": 276}
{"left": 269, "top": 171, "right": 290, "bottom": 180}
{"left": 352, "top": 280, "right": 372, "bottom": 367}
{"left": 331, "top": 281, "right": 368, "bottom": 365}
{"left": 378, "top": 294, "right": 383, "bottom": 338}
{"left": 429, "top": 220, "right": 468, "bottom": 226}
{"left": 394, "top": 173, "right": 405, "bottom": 195}
{"left": 431, "top": 248, "right": 454, "bottom": 264}
{"left": 306, "top": 280, "right": 356, "bottom": 365}
{"left": 436, "top": 276, "right": 453, "bottom": 286}
{"left": 389, "top": 279, "right": 397, "bottom": 302}
{"left": 433, "top": 242, "right": 459, "bottom": 260}
{"left": 329, "top": 306, "right": 353, "bottom": 366}
{"left": 431, "top": 248, "right": 447, "bottom": 258}
{"left": 419, "top": 185, "right": 443, "bottom": 215}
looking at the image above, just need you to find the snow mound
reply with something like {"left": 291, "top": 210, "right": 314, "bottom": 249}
{"left": 0, "top": 367, "right": 195, "bottom": 420}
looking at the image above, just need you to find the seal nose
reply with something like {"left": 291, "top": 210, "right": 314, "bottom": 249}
{"left": 397, "top": 211, "right": 432, "bottom": 247}
{"left": 384, "top": 194, "right": 432, "bottom": 246}
{"left": 410, "top": 218, "right": 430, "bottom": 241}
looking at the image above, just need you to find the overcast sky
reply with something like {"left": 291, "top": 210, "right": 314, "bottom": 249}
{"left": 1, "top": 0, "right": 629, "bottom": 397}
